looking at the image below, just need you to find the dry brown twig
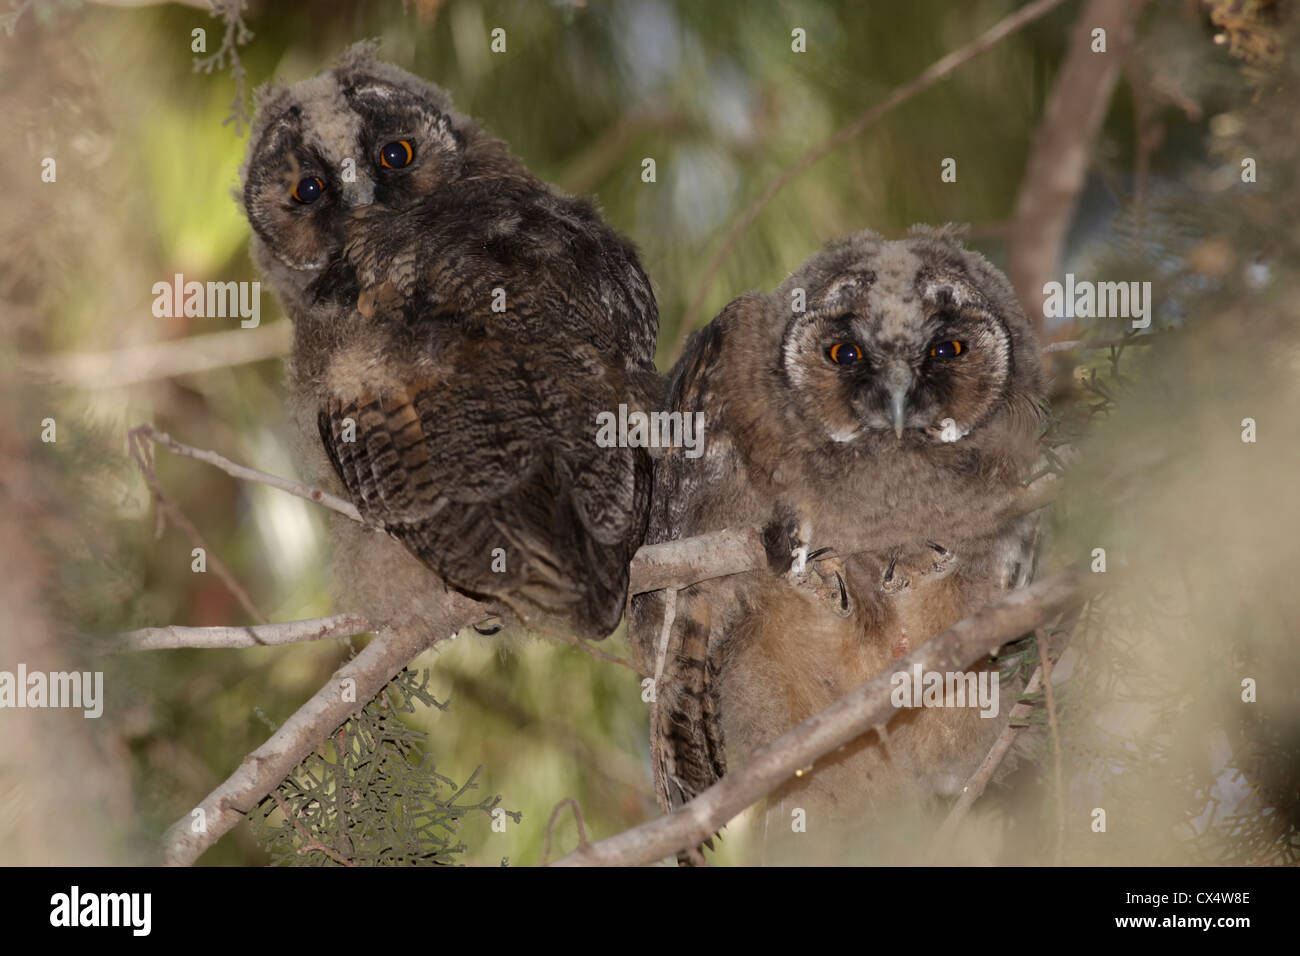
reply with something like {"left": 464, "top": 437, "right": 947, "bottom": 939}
{"left": 927, "top": 603, "right": 1084, "bottom": 856}
{"left": 162, "top": 607, "right": 484, "bottom": 865}
{"left": 540, "top": 798, "right": 590, "bottom": 865}
{"left": 269, "top": 791, "right": 356, "bottom": 867}
{"left": 126, "top": 427, "right": 267, "bottom": 624}
{"left": 26, "top": 322, "right": 291, "bottom": 390}
{"left": 1039, "top": 624, "right": 1067, "bottom": 864}
{"left": 101, "top": 613, "right": 371, "bottom": 652}
{"left": 129, "top": 424, "right": 362, "bottom": 523}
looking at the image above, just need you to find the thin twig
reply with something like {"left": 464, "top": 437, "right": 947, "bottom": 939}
{"left": 928, "top": 602, "right": 1084, "bottom": 856}
{"left": 540, "top": 797, "right": 590, "bottom": 865}
{"left": 127, "top": 428, "right": 267, "bottom": 624}
{"left": 1038, "top": 626, "right": 1066, "bottom": 865}
{"left": 667, "top": 0, "right": 1071, "bottom": 361}
{"left": 1040, "top": 336, "right": 1155, "bottom": 354}
{"left": 560, "top": 630, "right": 644, "bottom": 675}
{"left": 129, "top": 424, "right": 363, "bottom": 523}
{"left": 269, "top": 791, "right": 356, "bottom": 867}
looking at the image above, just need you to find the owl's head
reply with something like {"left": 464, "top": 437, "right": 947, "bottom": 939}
{"left": 240, "top": 42, "right": 513, "bottom": 289}
{"left": 771, "top": 227, "right": 1043, "bottom": 448}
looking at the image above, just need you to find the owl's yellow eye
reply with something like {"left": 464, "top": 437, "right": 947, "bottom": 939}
{"left": 292, "top": 176, "right": 325, "bottom": 204}
{"left": 929, "top": 341, "right": 964, "bottom": 358}
{"left": 828, "top": 342, "right": 862, "bottom": 365}
{"left": 380, "top": 140, "right": 415, "bottom": 168}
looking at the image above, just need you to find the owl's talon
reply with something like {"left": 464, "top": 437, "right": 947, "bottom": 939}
{"left": 926, "top": 540, "right": 958, "bottom": 575}
{"left": 881, "top": 554, "right": 911, "bottom": 593}
{"left": 831, "top": 572, "right": 854, "bottom": 618}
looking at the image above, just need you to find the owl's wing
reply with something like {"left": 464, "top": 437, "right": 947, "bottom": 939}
{"left": 631, "top": 314, "right": 746, "bottom": 862}
{"left": 318, "top": 337, "right": 653, "bottom": 642}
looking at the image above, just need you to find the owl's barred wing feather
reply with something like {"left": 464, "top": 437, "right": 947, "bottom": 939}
{"left": 630, "top": 316, "right": 744, "bottom": 864}
{"left": 243, "top": 48, "right": 662, "bottom": 646}
{"left": 318, "top": 346, "right": 652, "bottom": 641}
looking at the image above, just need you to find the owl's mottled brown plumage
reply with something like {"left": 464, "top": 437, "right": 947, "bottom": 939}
{"left": 629, "top": 228, "right": 1046, "bottom": 862}
{"left": 242, "top": 43, "right": 660, "bottom": 640}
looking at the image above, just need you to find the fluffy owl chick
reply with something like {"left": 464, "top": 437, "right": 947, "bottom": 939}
{"left": 630, "top": 227, "right": 1045, "bottom": 863}
{"left": 242, "top": 43, "right": 661, "bottom": 641}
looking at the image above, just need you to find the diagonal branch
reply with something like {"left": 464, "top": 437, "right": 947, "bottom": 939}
{"left": 666, "top": 0, "right": 1072, "bottom": 362}
{"left": 161, "top": 595, "right": 486, "bottom": 866}
{"left": 1006, "top": 0, "right": 1147, "bottom": 329}
{"left": 551, "top": 570, "right": 1086, "bottom": 866}
{"left": 129, "top": 424, "right": 363, "bottom": 523}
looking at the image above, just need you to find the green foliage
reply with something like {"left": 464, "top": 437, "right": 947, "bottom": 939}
{"left": 249, "top": 667, "right": 518, "bottom": 866}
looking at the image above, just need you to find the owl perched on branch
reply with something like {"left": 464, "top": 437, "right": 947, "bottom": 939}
{"left": 241, "top": 43, "right": 661, "bottom": 641}
{"left": 630, "top": 227, "right": 1046, "bottom": 863}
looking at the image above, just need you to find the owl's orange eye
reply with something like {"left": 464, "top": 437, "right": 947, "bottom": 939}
{"left": 828, "top": 342, "right": 862, "bottom": 365}
{"left": 380, "top": 140, "right": 414, "bottom": 168}
{"left": 292, "top": 176, "right": 325, "bottom": 204}
{"left": 929, "top": 341, "right": 964, "bottom": 358}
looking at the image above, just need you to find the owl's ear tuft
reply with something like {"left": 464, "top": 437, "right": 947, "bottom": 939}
{"left": 809, "top": 270, "right": 873, "bottom": 314}
{"left": 336, "top": 39, "right": 384, "bottom": 73}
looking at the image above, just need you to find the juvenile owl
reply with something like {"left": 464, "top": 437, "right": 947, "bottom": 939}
{"left": 629, "top": 227, "right": 1046, "bottom": 863}
{"left": 242, "top": 43, "right": 661, "bottom": 641}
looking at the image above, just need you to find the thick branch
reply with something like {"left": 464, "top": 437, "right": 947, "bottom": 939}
{"left": 161, "top": 592, "right": 487, "bottom": 866}
{"left": 1007, "top": 0, "right": 1146, "bottom": 329}
{"left": 551, "top": 571, "right": 1084, "bottom": 867}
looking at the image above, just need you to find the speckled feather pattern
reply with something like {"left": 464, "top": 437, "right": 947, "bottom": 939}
{"left": 242, "top": 43, "right": 661, "bottom": 640}
{"left": 630, "top": 228, "right": 1045, "bottom": 862}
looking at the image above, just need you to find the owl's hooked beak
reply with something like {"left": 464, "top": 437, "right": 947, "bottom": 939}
{"left": 883, "top": 361, "right": 912, "bottom": 439}
{"left": 342, "top": 178, "right": 376, "bottom": 207}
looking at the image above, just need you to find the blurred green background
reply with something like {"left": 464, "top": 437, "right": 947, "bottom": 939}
{"left": 2, "top": 0, "right": 1295, "bottom": 866}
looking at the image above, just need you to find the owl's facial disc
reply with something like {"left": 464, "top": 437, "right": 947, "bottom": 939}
{"left": 243, "top": 71, "right": 466, "bottom": 273}
{"left": 784, "top": 280, "right": 1012, "bottom": 445}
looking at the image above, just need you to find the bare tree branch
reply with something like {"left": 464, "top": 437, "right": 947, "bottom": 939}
{"left": 23, "top": 322, "right": 290, "bottom": 390}
{"left": 551, "top": 571, "right": 1085, "bottom": 866}
{"left": 129, "top": 424, "right": 364, "bottom": 523}
{"left": 927, "top": 602, "right": 1083, "bottom": 856}
{"left": 161, "top": 595, "right": 486, "bottom": 867}
{"left": 134, "top": 423, "right": 1063, "bottom": 864}
{"left": 1041, "top": 335, "right": 1154, "bottom": 354}
{"left": 1007, "top": 0, "right": 1147, "bottom": 330}
{"left": 666, "top": 0, "right": 1072, "bottom": 362}
{"left": 127, "top": 427, "right": 267, "bottom": 624}
{"left": 101, "top": 614, "right": 371, "bottom": 652}
{"left": 1039, "top": 624, "right": 1067, "bottom": 864}
{"left": 540, "top": 797, "right": 590, "bottom": 865}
